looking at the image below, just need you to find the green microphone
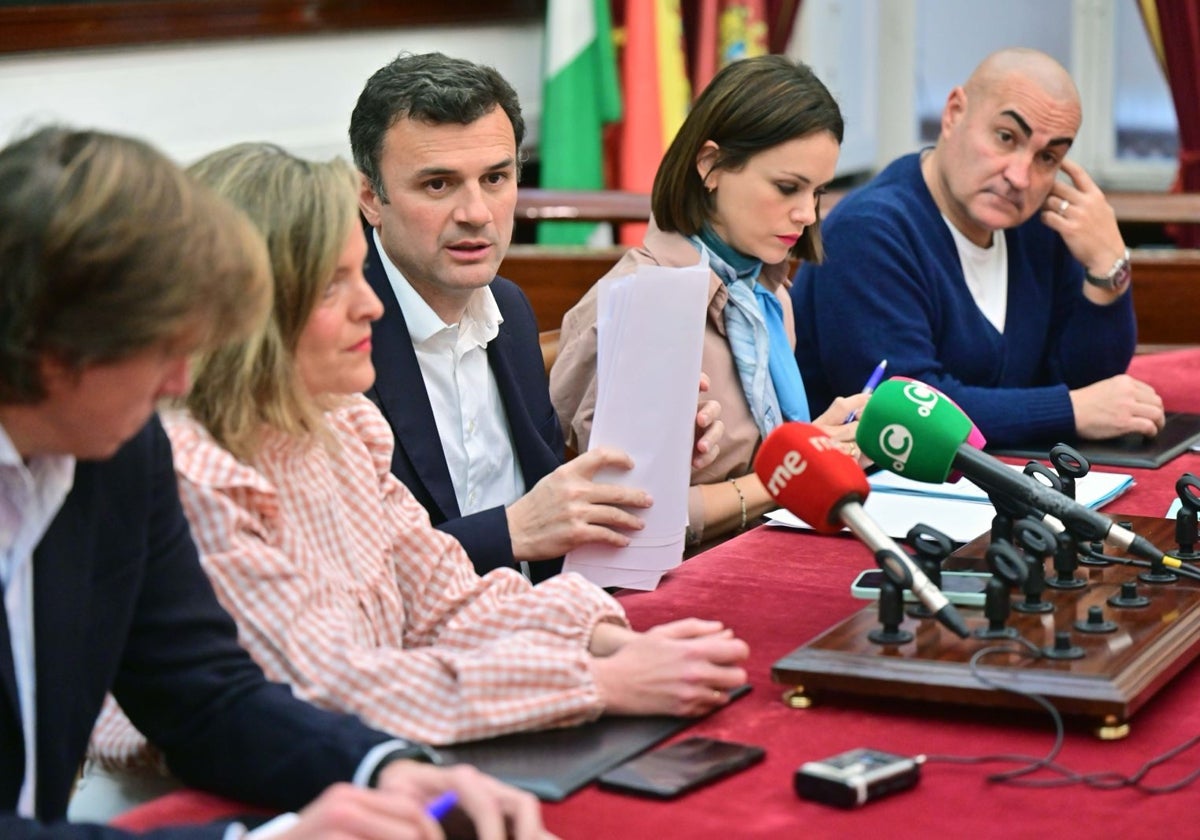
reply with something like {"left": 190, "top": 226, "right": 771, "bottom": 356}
{"left": 854, "top": 379, "right": 973, "bottom": 483}
{"left": 857, "top": 377, "right": 1171, "bottom": 567}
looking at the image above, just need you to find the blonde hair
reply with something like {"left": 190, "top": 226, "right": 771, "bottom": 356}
{"left": 184, "top": 143, "right": 361, "bottom": 461}
{"left": 0, "top": 128, "right": 270, "bottom": 402}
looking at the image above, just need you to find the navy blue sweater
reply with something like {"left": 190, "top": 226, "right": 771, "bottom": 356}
{"left": 791, "top": 153, "right": 1136, "bottom": 447}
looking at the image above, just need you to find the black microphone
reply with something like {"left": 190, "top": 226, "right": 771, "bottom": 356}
{"left": 855, "top": 379, "right": 1172, "bottom": 568}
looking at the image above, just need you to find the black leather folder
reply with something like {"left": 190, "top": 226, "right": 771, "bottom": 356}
{"left": 437, "top": 684, "right": 751, "bottom": 801}
{"left": 988, "top": 411, "right": 1200, "bottom": 469}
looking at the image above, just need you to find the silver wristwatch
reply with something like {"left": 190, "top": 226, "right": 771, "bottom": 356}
{"left": 1084, "top": 248, "right": 1131, "bottom": 293}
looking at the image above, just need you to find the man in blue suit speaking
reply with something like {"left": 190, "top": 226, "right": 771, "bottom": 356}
{"left": 0, "top": 126, "right": 546, "bottom": 838}
{"left": 351, "top": 52, "right": 724, "bottom": 579}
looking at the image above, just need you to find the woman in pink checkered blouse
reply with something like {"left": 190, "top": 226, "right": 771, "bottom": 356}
{"left": 83, "top": 143, "right": 749, "bottom": 806}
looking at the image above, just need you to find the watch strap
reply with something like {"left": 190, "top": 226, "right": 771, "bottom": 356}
{"left": 1085, "top": 248, "right": 1131, "bottom": 292}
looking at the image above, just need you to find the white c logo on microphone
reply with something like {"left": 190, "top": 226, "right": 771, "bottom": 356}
{"left": 902, "top": 382, "right": 939, "bottom": 417}
{"left": 878, "top": 423, "right": 914, "bottom": 472}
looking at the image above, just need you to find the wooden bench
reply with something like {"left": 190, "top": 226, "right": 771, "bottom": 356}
{"left": 1127, "top": 249, "right": 1200, "bottom": 347}
{"left": 502, "top": 244, "right": 1198, "bottom": 350}
{"left": 510, "top": 187, "right": 1199, "bottom": 351}
{"left": 499, "top": 244, "right": 623, "bottom": 332}
{"left": 516, "top": 187, "right": 1200, "bottom": 227}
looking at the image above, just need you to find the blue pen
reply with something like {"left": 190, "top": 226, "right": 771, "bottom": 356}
{"left": 844, "top": 359, "right": 887, "bottom": 424}
{"left": 426, "top": 791, "right": 458, "bottom": 821}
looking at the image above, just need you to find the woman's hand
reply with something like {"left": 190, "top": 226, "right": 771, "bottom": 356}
{"left": 693, "top": 373, "right": 725, "bottom": 470}
{"left": 811, "top": 393, "right": 870, "bottom": 463}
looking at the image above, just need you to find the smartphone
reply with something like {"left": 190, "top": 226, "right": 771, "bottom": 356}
{"left": 597, "top": 736, "right": 765, "bottom": 798}
{"left": 850, "top": 569, "right": 990, "bottom": 607}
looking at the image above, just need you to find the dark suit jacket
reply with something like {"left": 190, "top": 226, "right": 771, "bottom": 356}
{"left": 363, "top": 223, "right": 564, "bottom": 580}
{"left": 0, "top": 418, "right": 407, "bottom": 837}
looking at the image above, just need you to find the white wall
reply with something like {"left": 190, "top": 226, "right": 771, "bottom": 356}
{"left": 790, "top": 0, "right": 880, "bottom": 176}
{"left": 0, "top": 22, "right": 543, "bottom": 165}
{"left": 0, "top": 2, "right": 1175, "bottom": 187}
{"left": 914, "top": 0, "right": 1073, "bottom": 130}
{"left": 811, "top": 0, "right": 1175, "bottom": 188}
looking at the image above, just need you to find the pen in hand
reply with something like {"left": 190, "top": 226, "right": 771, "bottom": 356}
{"left": 844, "top": 359, "right": 887, "bottom": 424}
{"left": 426, "top": 791, "right": 458, "bottom": 822}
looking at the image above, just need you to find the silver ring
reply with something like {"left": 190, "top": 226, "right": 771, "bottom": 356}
{"left": 1059, "top": 198, "right": 1070, "bottom": 215}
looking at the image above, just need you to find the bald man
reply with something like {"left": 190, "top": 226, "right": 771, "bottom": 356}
{"left": 790, "top": 48, "right": 1164, "bottom": 447}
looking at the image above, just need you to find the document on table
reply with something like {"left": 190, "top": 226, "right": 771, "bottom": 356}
{"left": 766, "top": 464, "right": 1135, "bottom": 544}
{"left": 865, "top": 465, "right": 1134, "bottom": 508}
{"left": 563, "top": 259, "right": 709, "bottom": 590}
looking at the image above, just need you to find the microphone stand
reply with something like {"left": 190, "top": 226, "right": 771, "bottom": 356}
{"left": 839, "top": 502, "right": 970, "bottom": 638}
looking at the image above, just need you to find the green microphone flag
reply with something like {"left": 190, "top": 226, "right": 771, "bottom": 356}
{"left": 855, "top": 379, "right": 973, "bottom": 483}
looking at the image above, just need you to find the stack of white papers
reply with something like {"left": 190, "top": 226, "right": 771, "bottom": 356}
{"left": 766, "top": 464, "right": 1135, "bottom": 544}
{"left": 563, "top": 259, "right": 709, "bottom": 590}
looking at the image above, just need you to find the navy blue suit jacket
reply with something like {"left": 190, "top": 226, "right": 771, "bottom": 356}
{"left": 362, "top": 224, "right": 564, "bottom": 580}
{"left": 0, "top": 418, "right": 405, "bottom": 837}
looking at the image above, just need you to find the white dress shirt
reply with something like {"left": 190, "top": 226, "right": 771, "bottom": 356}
{"left": 0, "top": 420, "right": 74, "bottom": 818}
{"left": 375, "top": 230, "right": 525, "bottom": 515}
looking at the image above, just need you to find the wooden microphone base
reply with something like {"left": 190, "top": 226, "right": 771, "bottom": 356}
{"left": 771, "top": 516, "right": 1200, "bottom": 735}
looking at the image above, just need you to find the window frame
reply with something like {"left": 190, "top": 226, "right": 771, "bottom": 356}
{"left": 0, "top": 1, "right": 542, "bottom": 54}
{"left": 1071, "top": 0, "right": 1175, "bottom": 190}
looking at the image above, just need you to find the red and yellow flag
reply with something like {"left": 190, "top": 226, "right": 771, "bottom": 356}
{"left": 617, "top": 0, "right": 691, "bottom": 245}
{"left": 692, "top": 0, "right": 770, "bottom": 93}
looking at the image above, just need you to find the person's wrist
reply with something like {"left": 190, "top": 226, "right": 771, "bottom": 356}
{"left": 587, "top": 654, "right": 625, "bottom": 712}
{"left": 1084, "top": 247, "right": 1131, "bottom": 293}
{"left": 728, "top": 478, "right": 748, "bottom": 531}
{"left": 366, "top": 744, "right": 443, "bottom": 788}
{"left": 504, "top": 502, "right": 531, "bottom": 561}
{"left": 589, "top": 620, "right": 635, "bottom": 656}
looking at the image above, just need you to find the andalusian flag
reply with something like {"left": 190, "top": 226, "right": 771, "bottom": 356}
{"left": 617, "top": 0, "right": 691, "bottom": 245}
{"left": 538, "top": 0, "right": 622, "bottom": 246}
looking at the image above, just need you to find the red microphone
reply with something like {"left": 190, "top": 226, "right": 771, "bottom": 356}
{"left": 754, "top": 422, "right": 870, "bottom": 534}
{"left": 753, "top": 422, "right": 969, "bottom": 638}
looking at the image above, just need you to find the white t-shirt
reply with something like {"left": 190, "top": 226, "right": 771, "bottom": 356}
{"left": 943, "top": 216, "right": 1008, "bottom": 333}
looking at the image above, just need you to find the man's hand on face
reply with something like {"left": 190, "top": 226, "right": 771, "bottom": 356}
{"left": 1039, "top": 158, "right": 1128, "bottom": 297}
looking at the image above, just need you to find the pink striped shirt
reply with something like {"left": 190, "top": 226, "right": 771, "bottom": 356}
{"left": 90, "top": 395, "right": 626, "bottom": 768}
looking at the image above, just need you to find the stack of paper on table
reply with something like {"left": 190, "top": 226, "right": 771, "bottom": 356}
{"left": 766, "top": 463, "right": 1134, "bottom": 544}
{"left": 563, "top": 260, "right": 709, "bottom": 590}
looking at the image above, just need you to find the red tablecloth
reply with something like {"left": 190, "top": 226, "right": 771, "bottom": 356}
{"left": 115, "top": 349, "right": 1200, "bottom": 838}
{"left": 536, "top": 348, "right": 1200, "bottom": 839}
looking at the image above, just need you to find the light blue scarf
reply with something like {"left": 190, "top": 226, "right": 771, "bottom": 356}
{"left": 690, "top": 226, "right": 809, "bottom": 438}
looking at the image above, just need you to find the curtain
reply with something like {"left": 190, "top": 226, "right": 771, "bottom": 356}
{"left": 612, "top": 0, "right": 691, "bottom": 244}
{"left": 1139, "top": 0, "right": 1200, "bottom": 247}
